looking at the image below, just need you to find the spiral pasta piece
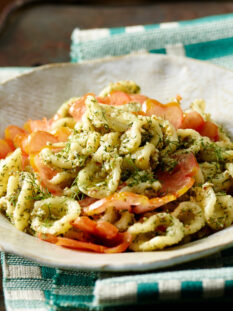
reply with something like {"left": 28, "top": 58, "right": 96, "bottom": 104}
{"left": 77, "top": 157, "right": 122, "bottom": 199}
{"left": 119, "top": 119, "right": 142, "bottom": 154}
{"left": 131, "top": 143, "right": 158, "bottom": 170}
{"left": 177, "top": 129, "right": 202, "bottom": 154}
{"left": 172, "top": 201, "right": 205, "bottom": 236}
{"left": 13, "top": 173, "right": 35, "bottom": 231}
{"left": 31, "top": 196, "right": 81, "bottom": 235}
{"left": 99, "top": 207, "right": 135, "bottom": 232}
{"left": 128, "top": 213, "right": 184, "bottom": 251}
{"left": 139, "top": 115, "right": 163, "bottom": 148}
{"left": 0, "top": 148, "right": 22, "bottom": 196}
{"left": 160, "top": 120, "right": 178, "bottom": 156}
{"left": 0, "top": 172, "right": 34, "bottom": 231}
{"left": 200, "top": 184, "right": 233, "bottom": 230}
{"left": 86, "top": 96, "right": 136, "bottom": 132}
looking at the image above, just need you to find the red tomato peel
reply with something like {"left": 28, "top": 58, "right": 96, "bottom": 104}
{"left": 69, "top": 93, "right": 95, "bottom": 121}
{"left": 142, "top": 99, "right": 183, "bottom": 129}
{"left": 180, "top": 111, "right": 205, "bottom": 131}
{"left": 30, "top": 154, "right": 62, "bottom": 195}
{"left": 0, "top": 139, "right": 14, "bottom": 159}
{"left": 24, "top": 131, "right": 58, "bottom": 154}
{"left": 198, "top": 120, "right": 219, "bottom": 141}
{"left": 72, "top": 216, "right": 119, "bottom": 240}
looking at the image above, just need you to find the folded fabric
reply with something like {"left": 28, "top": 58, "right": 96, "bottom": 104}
{"left": 2, "top": 13, "right": 233, "bottom": 311}
{"left": 2, "top": 249, "right": 233, "bottom": 311}
{"left": 71, "top": 13, "right": 233, "bottom": 69}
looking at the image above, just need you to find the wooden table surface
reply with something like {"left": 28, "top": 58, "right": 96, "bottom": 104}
{"left": 0, "top": 1, "right": 233, "bottom": 309}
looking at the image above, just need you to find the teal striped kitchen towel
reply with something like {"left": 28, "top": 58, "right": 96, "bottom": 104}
{"left": 71, "top": 13, "right": 233, "bottom": 69}
{"left": 2, "top": 13, "right": 233, "bottom": 311}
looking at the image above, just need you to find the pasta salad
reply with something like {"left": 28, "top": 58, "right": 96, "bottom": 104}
{"left": 0, "top": 80, "right": 233, "bottom": 253}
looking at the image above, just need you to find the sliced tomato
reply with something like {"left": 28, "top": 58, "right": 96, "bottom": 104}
{"left": 37, "top": 232, "right": 58, "bottom": 244}
{"left": 38, "top": 229, "right": 131, "bottom": 253}
{"left": 180, "top": 111, "right": 219, "bottom": 141}
{"left": 97, "top": 91, "right": 130, "bottom": 106}
{"left": 96, "top": 96, "right": 111, "bottom": 105}
{"left": 13, "top": 133, "right": 28, "bottom": 152}
{"left": 38, "top": 233, "right": 107, "bottom": 252}
{"left": 69, "top": 93, "right": 95, "bottom": 122}
{"left": 72, "top": 216, "right": 119, "bottom": 240}
{"left": 56, "top": 237, "right": 108, "bottom": 253}
{"left": 30, "top": 154, "right": 62, "bottom": 195}
{"left": 98, "top": 92, "right": 147, "bottom": 106}
{"left": 64, "top": 229, "right": 95, "bottom": 243}
{"left": 129, "top": 94, "right": 148, "bottom": 104}
{"left": 84, "top": 191, "right": 176, "bottom": 216}
{"left": 4, "top": 125, "right": 27, "bottom": 145}
{"left": 108, "top": 91, "right": 131, "bottom": 106}
{"left": 142, "top": 99, "right": 183, "bottom": 129}
{"left": 96, "top": 221, "right": 119, "bottom": 240}
{"left": 198, "top": 120, "right": 219, "bottom": 141}
{"left": 4, "top": 139, "right": 15, "bottom": 150}
{"left": 69, "top": 97, "right": 86, "bottom": 121}
{"left": 24, "top": 118, "right": 51, "bottom": 133}
{"left": 24, "top": 131, "right": 58, "bottom": 154}
{"left": 180, "top": 111, "right": 205, "bottom": 131}
{"left": 0, "top": 139, "right": 14, "bottom": 159}
{"left": 157, "top": 153, "right": 199, "bottom": 195}
{"left": 72, "top": 216, "right": 96, "bottom": 234}
{"left": 104, "top": 232, "right": 132, "bottom": 253}
{"left": 52, "top": 127, "right": 72, "bottom": 142}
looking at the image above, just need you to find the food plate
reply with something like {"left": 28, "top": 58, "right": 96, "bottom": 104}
{"left": 0, "top": 53, "right": 233, "bottom": 272}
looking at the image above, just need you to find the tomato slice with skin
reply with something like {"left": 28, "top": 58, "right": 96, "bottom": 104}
{"left": 107, "top": 91, "right": 131, "bottom": 106}
{"left": 180, "top": 111, "right": 219, "bottom": 141}
{"left": 69, "top": 93, "right": 95, "bottom": 122}
{"left": 0, "top": 139, "right": 14, "bottom": 159}
{"left": 30, "top": 154, "right": 62, "bottom": 195}
{"left": 38, "top": 230, "right": 131, "bottom": 253}
{"left": 142, "top": 99, "right": 183, "bottom": 129}
{"left": 84, "top": 191, "right": 176, "bottom": 215}
{"left": 156, "top": 153, "right": 199, "bottom": 196}
{"left": 198, "top": 120, "right": 219, "bottom": 141}
{"left": 129, "top": 94, "right": 148, "bottom": 104}
{"left": 85, "top": 153, "right": 199, "bottom": 215}
{"left": 98, "top": 92, "right": 148, "bottom": 106}
{"left": 38, "top": 232, "right": 58, "bottom": 244}
{"left": 52, "top": 127, "right": 72, "bottom": 142}
{"left": 24, "top": 118, "right": 51, "bottom": 133}
{"left": 64, "top": 229, "right": 95, "bottom": 243}
{"left": 72, "top": 216, "right": 119, "bottom": 240}
{"left": 69, "top": 98, "right": 86, "bottom": 122}
{"left": 5, "top": 125, "right": 27, "bottom": 145}
{"left": 180, "top": 111, "right": 205, "bottom": 131}
{"left": 97, "top": 91, "right": 130, "bottom": 106}
{"left": 104, "top": 232, "right": 132, "bottom": 254}
{"left": 38, "top": 233, "right": 106, "bottom": 252}
{"left": 24, "top": 131, "right": 58, "bottom": 154}
{"left": 56, "top": 237, "right": 108, "bottom": 253}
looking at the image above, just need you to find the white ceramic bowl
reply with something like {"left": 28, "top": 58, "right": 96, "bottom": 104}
{"left": 0, "top": 53, "right": 233, "bottom": 272}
